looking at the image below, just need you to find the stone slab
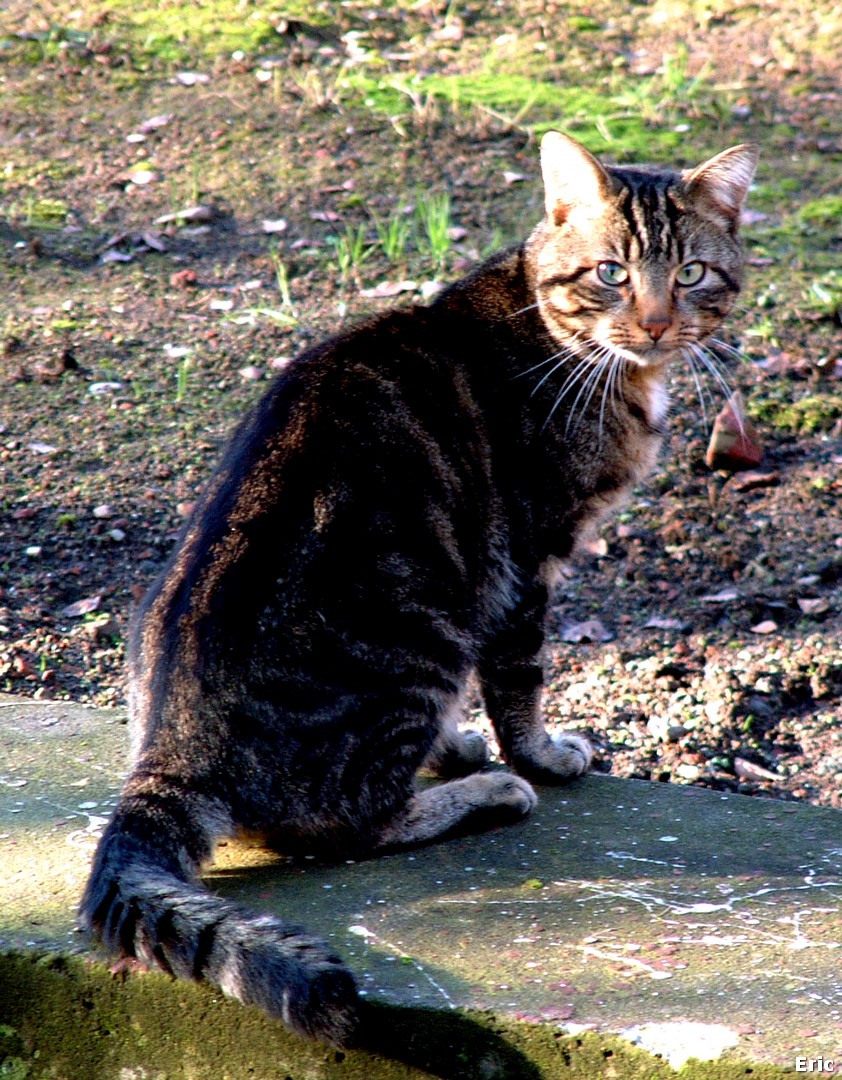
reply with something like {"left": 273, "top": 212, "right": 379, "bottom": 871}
{"left": 2, "top": 692, "right": 841, "bottom": 1075}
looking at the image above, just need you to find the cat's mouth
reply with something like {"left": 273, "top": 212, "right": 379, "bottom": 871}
{"left": 610, "top": 339, "right": 677, "bottom": 368}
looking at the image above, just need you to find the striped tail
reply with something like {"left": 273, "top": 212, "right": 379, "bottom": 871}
{"left": 79, "top": 802, "right": 360, "bottom": 1047}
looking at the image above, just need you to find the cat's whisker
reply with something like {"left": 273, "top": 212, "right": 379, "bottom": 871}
{"left": 529, "top": 352, "right": 575, "bottom": 395}
{"left": 515, "top": 337, "right": 581, "bottom": 383}
{"left": 516, "top": 349, "right": 565, "bottom": 382}
{"left": 564, "top": 346, "right": 614, "bottom": 437}
{"left": 541, "top": 349, "right": 599, "bottom": 431}
{"left": 690, "top": 343, "right": 748, "bottom": 443}
{"left": 692, "top": 342, "right": 737, "bottom": 402}
{"left": 682, "top": 345, "right": 712, "bottom": 432}
{"left": 508, "top": 302, "right": 541, "bottom": 319}
{"left": 709, "top": 336, "right": 751, "bottom": 364}
{"left": 551, "top": 349, "right": 601, "bottom": 413}
{"left": 599, "top": 352, "right": 627, "bottom": 441}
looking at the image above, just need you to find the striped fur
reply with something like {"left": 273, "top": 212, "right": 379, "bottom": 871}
{"left": 80, "top": 132, "right": 757, "bottom": 1046}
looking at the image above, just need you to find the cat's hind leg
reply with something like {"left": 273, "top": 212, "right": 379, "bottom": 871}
{"left": 374, "top": 771, "right": 536, "bottom": 851}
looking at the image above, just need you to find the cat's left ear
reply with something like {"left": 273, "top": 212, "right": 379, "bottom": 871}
{"left": 684, "top": 144, "right": 760, "bottom": 225}
{"left": 540, "top": 130, "right": 614, "bottom": 226}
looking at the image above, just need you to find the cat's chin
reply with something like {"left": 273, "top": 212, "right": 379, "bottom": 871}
{"left": 612, "top": 343, "right": 674, "bottom": 370}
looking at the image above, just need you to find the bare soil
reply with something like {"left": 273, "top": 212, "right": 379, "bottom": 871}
{"left": 1, "top": 0, "right": 841, "bottom": 807}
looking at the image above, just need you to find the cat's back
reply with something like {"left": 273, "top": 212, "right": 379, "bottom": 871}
{"left": 127, "top": 298, "right": 517, "bottom": 736}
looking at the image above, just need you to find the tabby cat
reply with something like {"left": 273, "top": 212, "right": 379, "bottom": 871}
{"left": 80, "top": 131, "right": 758, "bottom": 1047}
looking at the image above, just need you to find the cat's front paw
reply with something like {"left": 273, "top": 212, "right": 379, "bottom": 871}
{"left": 468, "top": 772, "right": 538, "bottom": 817}
{"left": 512, "top": 730, "right": 593, "bottom": 783}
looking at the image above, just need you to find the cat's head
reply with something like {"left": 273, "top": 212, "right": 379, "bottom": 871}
{"left": 527, "top": 132, "right": 759, "bottom": 369}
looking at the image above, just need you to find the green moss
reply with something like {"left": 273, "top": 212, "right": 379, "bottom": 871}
{"left": 0, "top": 953, "right": 788, "bottom": 1079}
{"left": 805, "top": 270, "right": 842, "bottom": 319}
{"left": 750, "top": 393, "right": 842, "bottom": 434}
{"left": 797, "top": 195, "right": 842, "bottom": 227}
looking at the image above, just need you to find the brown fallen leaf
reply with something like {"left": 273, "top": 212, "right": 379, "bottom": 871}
{"left": 729, "top": 470, "right": 780, "bottom": 493}
{"left": 705, "top": 393, "right": 763, "bottom": 472}
{"left": 701, "top": 588, "right": 740, "bottom": 603}
{"left": 360, "top": 279, "right": 418, "bottom": 299}
{"left": 643, "top": 616, "right": 692, "bottom": 632}
{"left": 170, "top": 269, "right": 197, "bottom": 289}
{"left": 560, "top": 618, "right": 614, "bottom": 643}
{"left": 734, "top": 756, "right": 778, "bottom": 781}
{"left": 239, "top": 365, "right": 264, "bottom": 381}
{"left": 797, "top": 597, "right": 830, "bottom": 615}
{"left": 61, "top": 595, "right": 102, "bottom": 618}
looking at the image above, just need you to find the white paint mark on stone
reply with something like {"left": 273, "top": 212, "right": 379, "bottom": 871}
{"left": 620, "top": 1021, "right": 739, "bottom": 1070}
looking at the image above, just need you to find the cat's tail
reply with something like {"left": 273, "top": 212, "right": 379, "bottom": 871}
{"left": 78, "top": 794, "right": 360, "bottom": 1048}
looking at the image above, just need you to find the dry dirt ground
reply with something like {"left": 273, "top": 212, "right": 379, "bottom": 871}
{"left": 1, "top": 0, "right": 841, "bottom": 807}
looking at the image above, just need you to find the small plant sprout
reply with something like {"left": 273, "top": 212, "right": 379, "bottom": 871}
{"left": 371, "top": 207, "right": 411, "bottom": 265}
{"left": 332, "top": 222, "right": 375, "bottom": 281}
{"left": 271, "top": 248, "right": 296, "bottom": 316}
{"left": 416, "top": 192, "right": 453, "bottom": 270}
{"left": 175, "top": 355, "right": 191, "bottom": 403}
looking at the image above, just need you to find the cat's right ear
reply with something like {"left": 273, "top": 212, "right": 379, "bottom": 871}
{"left": 540, "top": 131, "right": 613, "bottom": 227}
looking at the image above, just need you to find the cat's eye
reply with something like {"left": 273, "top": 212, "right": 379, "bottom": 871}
{"left": 596, "top": 261, "right": 629, "bottom": 287}
{"left": 676, "top": 261, "right": 706, "bottom": 286}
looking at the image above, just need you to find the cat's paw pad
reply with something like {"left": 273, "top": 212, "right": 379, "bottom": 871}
{"left": 550, "top": 731, "right": 592, "bottom": 776}
{"left": 471, "top": 772, "right": 537, "bottom": 817}
{"left": 512, "top": 730, "right": 593, "bottom": 782}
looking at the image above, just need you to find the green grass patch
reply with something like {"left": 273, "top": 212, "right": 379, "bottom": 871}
{"left": 109, "top": 2, "right": 281, "bottom": 66}
{"left": 349, "top": 70, "right": 691, "bottom": 159}
{"left": 6, "top": 196, "right": 70, "bottom": 229}
{"left": 2, "top": 0, "right": 335, "bottom": 69}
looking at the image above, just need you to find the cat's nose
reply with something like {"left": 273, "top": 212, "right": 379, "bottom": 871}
{"left": 641, "top": 318, "right": 671, "bottom": 342}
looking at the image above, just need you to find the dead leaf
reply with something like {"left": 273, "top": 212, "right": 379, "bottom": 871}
{"left": 61, "top": 595, "right": 102, "bottom": 618}
{"left": 155, "top": 205, "right": 217, "bottom": 225}
{"left": 701, "top": 588, "right": 740, "bottom": 603}
{"left": 139, "top": 113, "right": 173, "bottom": 132}
{"left": 797, "top": 597, "right": 830, "bottom": 615}
{"left": 728, "top": 470, "right": 780, "bottom": 493}
{"left": 140, "top": 231, "right": 167, "bottom": 252}
{"left": 101, "top": 248, "right": 133, "bottom": 264}
{"left": 643, "top": 616, "right": 692, "bottom": 632}
{"left": 706, "top": 393, "right": 763, "bottom": 472}
{"left": 239, "top": 366, "right": 264, "bottom": 381}
{"left": 560, "top": 618, "right": 614, "bottom": 644}
{"left": 174, "top": 71, "right": 210, "bottom": 86}
{"left": 170, "top": 269, "right": 197, "bottom": 289}
{"left": 750, "top": 619, "right": 778, "bottom": 635}
{"left": 360, "top": 279, "right": 418, "bottom": 299}
{"left": 503, "top": 171, "right": 526, "bottom": 185}
{"left": 734, "top": 756, "right": 778, "bottom": 781}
